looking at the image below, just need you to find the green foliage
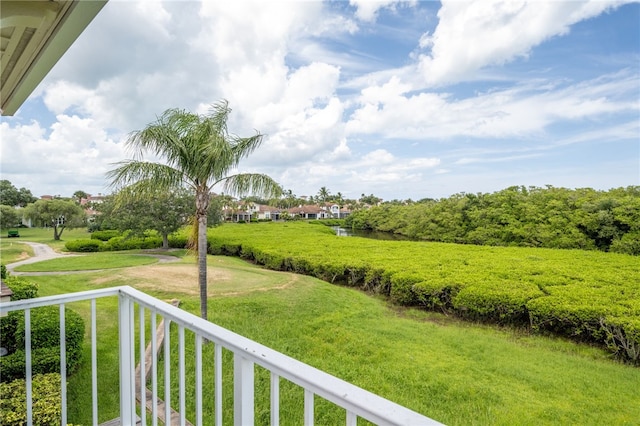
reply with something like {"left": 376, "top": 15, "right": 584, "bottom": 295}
{"left": 90, "top": 229, "right": 121, "bottom": 241}
{"left": 0, "top": 373, "right": 64, "bottom": 425}
{"left": 65, "top": 238, "right": 103, "bottom": 252}
{"left": 0, "top": 205, "right": 20, "bottom": 228}
{"left": 346, "top": 185, "right": 640, "bottom": 254}
{"left": 1, "top": 264, "right": 6, "bottom": 279}
{"left": 1, "top": 306, "right": 85, "bottom": 382}
{"left": 103, "top": 235, "right": 162, "bottom": 251}
{"left": 2, "top": 276, "right": 39, "bottom": 300}
{"left": 0, "top": 180, "right": 37, "bottom": 207}
{"left": 23, "top": 199, "right": 86, "bottom": 240}
{"left": 208, "top": 222, "right": 640, "bottom": 363}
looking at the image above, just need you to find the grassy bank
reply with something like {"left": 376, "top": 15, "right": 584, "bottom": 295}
{"left": 16, "top": 253, "right": 640, "bottom": 425}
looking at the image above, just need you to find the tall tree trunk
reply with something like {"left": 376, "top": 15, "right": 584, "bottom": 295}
{"left": 196, "top": 188, "right": 210, "bottom": 320}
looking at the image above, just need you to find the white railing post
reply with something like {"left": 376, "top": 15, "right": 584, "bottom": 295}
{"left": 233, "top": 354, "right": 254, "bottom": 426}
{"left": 118, "top": 293, "right": 135, "bottom": 425}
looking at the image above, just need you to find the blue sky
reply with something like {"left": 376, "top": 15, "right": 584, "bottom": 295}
{"left": 1, "top": 0, "right": 638, "bottom": 201}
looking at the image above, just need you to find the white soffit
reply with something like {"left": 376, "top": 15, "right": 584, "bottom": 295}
{"left": 0, "top": 0, "right": 108, "bottom": 116}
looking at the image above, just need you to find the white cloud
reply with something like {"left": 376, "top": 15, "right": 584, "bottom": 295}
{"left": 350, "top": 0, "right": 417, "bottom": 22}
{"left": 418, "top": 0, "right": 627, "bottom": 85}
{"left": 1, "top": 116, "right": 125, "bottom": 197}
{"left": 346, "top": 70, "right": 639, "bottom": 140}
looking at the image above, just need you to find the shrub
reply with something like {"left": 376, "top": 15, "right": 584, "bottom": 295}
{"left": 1, "top": 306, "right": 85, "bottom": 382}
{"left": 2, "top": 276, "right": 38, "bottom": 300}
{"left": 0, "top": 277, "right": 39, "bottom": 358}
{"left": 90, "top": 229, "right": 121, "bottom": 241}
{"left": 0, "top": 264, "right": 6, "bottom": 279}
{"left": 389, "top": 272, "right": 423, "bottom": 305}
{"left": 65, "top": 239, "right": 102, "bottom": 252}
{"left": 0, "top": 373, "right": 63, "bottom": 426}
{"left": 104, "top": 235, "right": 162, "bottom": 251}
{"left": 413, "top": 281, "right": 460, "bottom": 311}
{"left": 453, "top": 282, "right": 542, "bottom": 325}
{"left": 168, "top": 233, "right": 189, "bottom": 248}
{"left": 601, "top": 316, "right": 640, "bottom": 365}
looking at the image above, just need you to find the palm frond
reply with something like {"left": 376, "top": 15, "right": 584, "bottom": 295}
{"left": 106, "top": 160, "right": 186, "bottom": 191}
{"left": 221, "top": 173, "right": 283, "bottom": 199}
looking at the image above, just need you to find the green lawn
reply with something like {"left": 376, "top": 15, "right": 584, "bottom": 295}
{"left": 18, "top": 253, "right": 640, "bottom": 426}
{"left": 12, "top": 252, "right": 162, "bottom": 272}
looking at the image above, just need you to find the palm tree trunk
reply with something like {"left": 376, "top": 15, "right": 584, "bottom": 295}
{"left": 196, "top": 188, "right": 210, "bottom": 320}
{"left": 198, "top": 214, "right": 208, "bottom": 319}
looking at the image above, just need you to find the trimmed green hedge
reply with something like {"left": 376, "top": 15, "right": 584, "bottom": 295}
{"left": 0, "top": 373, "right": 64, "bottom": 425}
{"left": 66, "top": 231, "right": 188, "bottom": 252}
{"left": 0, "top": 306, "right": 85, "bottom": 382}
{"left": 90, "top": 229, "right": 121, "bottom": 241}
{"left": 206, "top": 222, "right": 640, "bottom": 364}
{"left": 65, "top": 238, "right": 102, "bottom": 252}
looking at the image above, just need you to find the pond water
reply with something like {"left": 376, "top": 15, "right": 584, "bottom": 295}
{"left": 332, "top": 226, "right": 418, "bottom": 241}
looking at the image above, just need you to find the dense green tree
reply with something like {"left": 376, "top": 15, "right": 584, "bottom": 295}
{"left": 99, "top": 188, "right": 194, "bottom": 248}
{"left": 107, "top": 100, "right": 281, "bottom": 319}
{"left": 346, "top": 185, "right": 639, "bottom": 254}
{"left": 0, "top": 205, "right": 20, "bottom": 229}
{"left": 23, "top": 199, "right": 85, "bottom": 240}
{"left": 0, "top": 180, "right": 37, "bottom": 207}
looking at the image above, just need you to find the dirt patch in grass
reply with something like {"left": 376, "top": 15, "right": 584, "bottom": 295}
{"left": 92, "top": 263, "right": 298, "bottom": 296}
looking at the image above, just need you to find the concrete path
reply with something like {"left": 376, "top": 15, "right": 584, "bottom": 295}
{"left": 5, "top": 241, "right": 78, "bottom": 273}
{"left": 5, "top": 241, "right": 179, "bottom": 276}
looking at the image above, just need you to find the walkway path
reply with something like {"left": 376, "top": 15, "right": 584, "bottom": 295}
{"left": 5, "top": 241, "right": 180, "bottom": 276}
{"left": 5, "top": 241, "right": 76, "bottom": 273}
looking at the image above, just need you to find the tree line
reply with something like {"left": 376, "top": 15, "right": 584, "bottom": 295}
{"left": 345, "top": 185, "right": 640, "bottom": 255}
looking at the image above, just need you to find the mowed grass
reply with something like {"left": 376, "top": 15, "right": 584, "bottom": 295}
{"left": 0, "top": 238, "right": 34, "bottom": 264}
{"left": 1, "top": 227, "right": 92, "bottom": 252}
{"left": 20, "top": 254, "right": 640, "bottom": 426}
{"left": 12, "top": 252, "right": 162, "bottom": 272}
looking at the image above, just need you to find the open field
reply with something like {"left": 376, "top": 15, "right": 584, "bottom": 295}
{"left": 3, "top": 242, "right": 640, "bottom": 425}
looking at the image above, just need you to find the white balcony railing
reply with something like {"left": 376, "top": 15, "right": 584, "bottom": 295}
{"left": 0, "top": 286, "right": 443, "bottom": 426}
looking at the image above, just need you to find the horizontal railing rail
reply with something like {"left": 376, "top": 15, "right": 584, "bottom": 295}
{"left": 0, "top": 286, "right": 443, "bottom": 426}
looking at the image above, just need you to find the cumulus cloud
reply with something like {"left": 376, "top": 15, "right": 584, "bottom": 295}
{"left": 1, "top": 116, "right": 124, "bottom": 196}
{"left": 418, "top": 0, "right": 626, "bottom": 85}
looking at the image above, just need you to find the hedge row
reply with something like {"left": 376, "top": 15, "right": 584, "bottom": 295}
{"left": 206, "top": 222, "right": 640, "bottom": 364}
{"left": 65, "top": 233, "right": 188, "bottom": 252}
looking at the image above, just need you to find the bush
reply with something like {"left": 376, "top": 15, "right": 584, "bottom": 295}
{"left": 1, "top": 306, "right": 85, "bottom": 382}
{"left": 103, "top": 235, "right": 162, "bottom": 251}
{"left": 0, "top": 373, "right": 64, "bottom": 426}
{"left": 1, "top": 264, "right": 6, "bottom": 279}
{"left": 453, "top": 282, "right": 542, "bottom": 325}
{"left": 90, "top": 229, "right": 121, "bottom": 241}
{"left": 168, "top": 233, "right": 189, "bottom": 248}
{"left": 601, "top": 316, "right": 640, "bottom": 365}
{"left": 65, "top": 239, "right": 102, "bottom": 252}
{"left": 0, "top": 277, "right": 39, "bottom": 358}
{"left": 2, "top": 276, "right": 38, "bottom": 300}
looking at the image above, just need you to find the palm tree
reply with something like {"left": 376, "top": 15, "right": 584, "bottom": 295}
{"left": 317, "top": 186, "right": 330, "bottom": 203}
{"left": 107, "top": 100, "right": 281, "bottom": 319}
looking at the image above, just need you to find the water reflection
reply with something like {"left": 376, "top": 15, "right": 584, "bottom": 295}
{"left": 332, "top": 226, "right": 418, "bottom": 241}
